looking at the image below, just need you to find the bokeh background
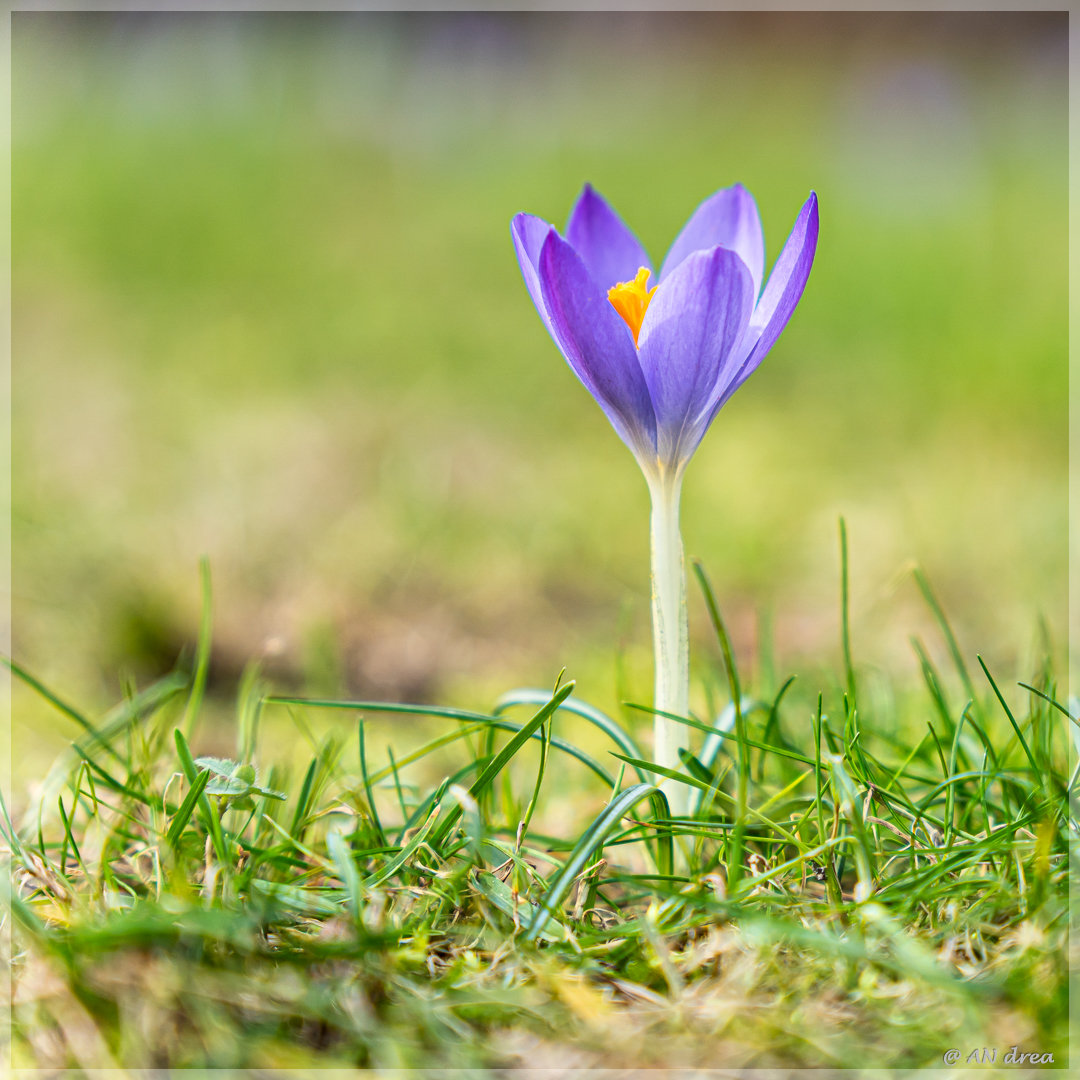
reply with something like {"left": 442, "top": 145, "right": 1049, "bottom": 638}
{"left": 11, "top": 11, "right": 1067, "bottom": 791}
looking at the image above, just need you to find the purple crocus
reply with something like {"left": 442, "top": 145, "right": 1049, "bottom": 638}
{"left": 510, "top": 183, "right": 818, "bottom": 817}
{"left": 511, "top": 183, "right": 818, "bottom": 477}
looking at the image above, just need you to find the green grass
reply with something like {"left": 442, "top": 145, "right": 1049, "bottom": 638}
{"left": 4, "top": 545, "right": 1071, "bottom": 1069}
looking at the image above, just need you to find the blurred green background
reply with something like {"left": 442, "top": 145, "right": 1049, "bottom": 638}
{"left": 11, "top": 12, "right": 1067, "bottom": 789}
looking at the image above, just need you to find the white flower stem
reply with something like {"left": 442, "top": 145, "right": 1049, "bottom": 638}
{"left": 647, "top": 469, "right": 690, "bottom": 820}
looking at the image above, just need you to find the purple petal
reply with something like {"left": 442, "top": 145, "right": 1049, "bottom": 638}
{"left": 636, "top": 245, "right": 755, "bottom": 467}
{"left": 660, "top": 184, "right": 764, "bottom": 299}
{"left": 538, "top": 230, "right": 657, "bottom": 459}
{"left": 565, "top": 183, "right": 652, "bottom": 292}
{"left": 511, "top": 212, "right": 557, "bottom": 338}
{"left": 721, "top": 191, "right": 819, "bottom": 403}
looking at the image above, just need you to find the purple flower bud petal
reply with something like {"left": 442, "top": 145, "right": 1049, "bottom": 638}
{"left": 511, "top": 212, "right": 557, "bottom": 339}
{"left": 538, "top": 229, "right": 657, "bottom": 459}
{"left": 660, "top": 184, "right": 765, "bottom": 300}
{"left": 566, "top": 183, "right": 653, "bottom": 292}
{"left": 637, "top": 246, "right": 755, "bottom": 468}
{"left": 723, "top": 191, "right": 819, "bottom": 403}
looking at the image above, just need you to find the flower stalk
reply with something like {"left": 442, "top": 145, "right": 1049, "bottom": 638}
{"left": 647, "top": 469, "right": 689, "bottom": 818}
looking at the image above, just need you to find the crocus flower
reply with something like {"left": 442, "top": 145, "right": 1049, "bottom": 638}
{"left": 510, "top": 184, "right": 818, "bottom": 816}
{"left": 511, "top": 183, "right": 818, "bottom": 479}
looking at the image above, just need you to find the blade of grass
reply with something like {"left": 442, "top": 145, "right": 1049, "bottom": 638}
{"left": 839, "top": 518, "right": 857, "bottom": 707}
{"left": 523, "top": 782, "right": 660, "bottom": 942}
{"left": 362, "top": 783, "right": 448, "bottom": 889}
{"left": 913, "top": 567, "right": 978, "bottom": 707}
{"left": 268, "top": 693, "right": 615, "bottom": 787}
{"left": 4, "top": 656, "right": 111, "bottom": 750}
{"left": 182, "top": 556, "right": 213, "bottom": 740}
{"left": 357, "top": 721, "right": 386, "bottom": 847}
{"left": 518, "top": 715, "right": 551, "bottom": 844}
{"left": 290, "top": 757, "right": 319, "bottom": 841}
{"left": 978, "top": 656, "right": 1039, "bottom": 777}
{"left": 428, "top": 681, "right": 575, "bottom": 852}
{"left": 493, "top": 688, "right": 644, "bottom": 775}
{"left": 327, "top": 827, "right": 364, "bottom": 923}
{"left": 166, "top": 768, "right": 211, "bottom": 850}
{"left": 174, "top": 729, "right": 227, "bottom": 863}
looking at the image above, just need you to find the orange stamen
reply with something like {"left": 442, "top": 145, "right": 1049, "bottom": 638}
{"left": 608, "top": 266, "right": 656, "bottom": 346}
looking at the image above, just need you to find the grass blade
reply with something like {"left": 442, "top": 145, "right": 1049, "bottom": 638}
{"left": 839, "top": 517, "right": 856, "bottom": 706}
{"left": 913, "top": 568, "right": 977, "bottom": 706}
{"left": 182, "top": 556, "right": 213, "bottom": 740}
{"left": 166, "top": 768, "right": 211, "bottom": 849}
{"left": 978, "top": 656, "right": 1039, "bottom": 777}
{"left": 523, "top": 782, "right": 659, "bottom": 942}
{"left": 429, "top": 681, "right": 575, "bottom": 852}
{"left": 174, "top": 729, "right": 227, "bottom": 863}
{"left": 327, "top": 827, "right": 364, "bottom": 922}
{"left": 362, "top": 785, "right": 447, "bottom": 889}
{"left": 493, "top": 688, "right": 645, "bottom": 779}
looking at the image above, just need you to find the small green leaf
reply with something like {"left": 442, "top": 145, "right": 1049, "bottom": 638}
{"left": 193, "top": 756, "right": 241, "bottom": 778}
{"left": 203, "top": 775, "right": 249, "bottom": 797}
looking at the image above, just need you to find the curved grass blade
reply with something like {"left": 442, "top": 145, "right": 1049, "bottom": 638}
{"left": 266, "top": 689, "right": 613, "bottom": 787}
{"left": 978, "top": 656, "right": 1039, "bottom": 776}
{"left": 828, "top": 753, "right": 873, "bottom": 894}
{"left": 691, "top": 560, "right": 742, "bottom": 710}
{"left": 1019, "top": 682, "right": 1079, "bottom": 726}
{"left": 493, "top": 688, "right": 646, "bottom": 781}
{"left": 70, "top": 747, "right": 144, "bottom": 802}
{"left": 523, "top": 782, "right": 659, "bottom": 943}
{"left": 647, "top": 787, "right": 673, "bottom": 878}
{"left": 17, "top": 669, "right": 188, "bottom": 833}
{"left": 367, "top": 718, "right": 612, "bottom": 790}
{"left": 626, "top": 705, "right": 816, "bottom": 768}
{"left": 428, "top": 682, "right": 575, "bottom": 852}
{"left": 265, "top": 696, "right": 498, "bottom": 723}
{"left": 687, "top": 696, "right": 767, "bottom": 818}
{"left": 4, "top": 656, "right": 111, "bottom": 750}
{"left": 758, "top": 674, "right": 797, "bottom": 780}
{"left": 914, "top": 567, "right": 978, "bottom": 706}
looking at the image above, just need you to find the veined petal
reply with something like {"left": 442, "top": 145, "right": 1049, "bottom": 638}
{"left": 566, "top": 183, "right": 653, "bottom": 291}
{"left": 636, "top": 245, "right": 755, "bottom": 468}
{"left": 660, "top": 184, "right": 764, "bottom": 299}
{"left": 721, "top": 191, "right": 819, "bottom": 404}
{"left": 538, "top": 230, "right": 657, "bottom": 459}
{"left": 511, "top": 212, "right": 557, "bottom": 337}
